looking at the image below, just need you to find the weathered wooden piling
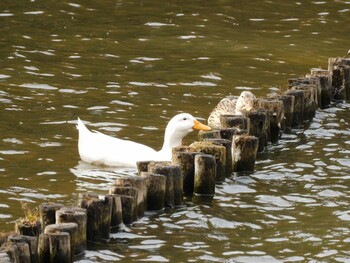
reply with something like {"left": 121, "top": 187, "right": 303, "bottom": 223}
{"left": 245, "top": 110, "right": 268, "bottom": 152}
{"left": 257, "top": 98, "right": 284, "bottom": 143}
{"left": 38, "top": 232, "right": 72, "bottom": 263}
{"left": 205, "top": 138, "right": 233, "bottom": 177}
{"left": 189, "top": 141, "right": 226, "bottom": 182}
{"left": 198, "top": 129, "right": 222, "bottom": 140}
{"left": 8, "top": 234, "right": 38, "bottom": 263}
{"left": 328, "top": 58, "right": 350, "bottom": 100}
{"left": 140, "top": 172, "right": 166, "bottom": 211}
{"left": 109, "top": 187, "right": 138, "bottom": 223}
{"left": 220, "top": 114, "right": 250, "bottom": 133}
{"left": 15, "top": 219, "right": 41, "bottom": 237}
{"left": 79, "top": 193, "right": 112, "bottom": 243}
{"left": 114, "top": 175, "right": 146, "bottom": 217}
{"left": 172, "top": 146, "right": 199, "bottom": 195}
{"left": 285, "top": 89, "right": 304, "bottom": 128}
{"left": 39, "top": 203, "right": 64, "bottom": 232}
{"left": 136, "top": 160, "right": 152, "bottom": 174}
{"left": 109, "top": 195, "right": 123, "bottom": 229}
{"left": 6, "top": 235, "right": 32, "bottom": 263}
{"left": 194, "top": 154, "right": 216, "bottom": 196}
{"left": 55, "top": 207, "right": 87, "bottom": 256}
{"left": 309, "top": 68, "right": 332, "bottom": 108}
{"left": 148, "top": 163, "right": 183, "bottom": 207}
{"left": 277, "top": 94, "right": 294, "bottom": 131}
{"left": 48, "top": 232, "right": 71, "bottom": 263}
{"left": 44, "top": 223, "right": 78, "bottom": 262}
{"left": 232, "top": 135, "right": 259, "bottom": 173}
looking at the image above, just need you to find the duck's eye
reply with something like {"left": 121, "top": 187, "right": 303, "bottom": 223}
{"left": 183, "top": 117, "right": 187, "bottom": 121}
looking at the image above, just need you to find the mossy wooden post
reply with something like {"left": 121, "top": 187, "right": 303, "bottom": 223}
{"left": 44, "top": 223, "right": 78, "bottom": 262}
{"left": 48, "top": 232, "right": 71, "bottom": 263}
{"left": 328, "top": 58, "right": 350, "bottom": 101}
{"left": 257, "top": 98, "right": 284, "bottom": 143}
{"left": 289, "top": 83, "right": 317, "bottom": 121}
{"left": 285, "top": 89, "right": 304, "bottom": 128}
{"left": 39, "top": 203, "right": 64, "bottom": 232}
{"left": 8, "top": 234, "right": 38, "bottom": 263}
{"left": 140, "top": 172, "right": 166, "bottom": 211}
{"left": 79, "top": 193, "right": 113, "bottom": 243}
{"left": 136, "top": 160, "right": 152, "bottom": 174}
{"left": 114, "top": 175, "right": 146, "bottom": 218}
{"left": 220, "top": 128, "right": 246, "bottom": 141}
{"left": 6, "top": 236, "right": 31, "bottom": 263}
{"left": 198, "top": 129, "right": 221, "bottom": 140}
{"left": 232, "top": 135, "right": 259, "bottom": 173}
{"left": 189, "top": 141, "right": 226, "bottom": 182}
{"left": 194, "top": 154, "right": 216, "bottom": 196}
{"left": 56, "top": 207, "right": 87, "bottom": 256}
{"left": 220, "top": 114, "right": 250, "bottom": 133}
{"left": 148, "top": 163, "right": 183, "bottom": 207}
{"left": 310, "top": 68, "right": 331, "bottom": 108}
{"left": 109, "top": 186, "right": 137, "bottom": 223}
{"left": 278, "top": 94, "right": 294, "bottom": 131}
{"left": 205, "top": 138, "right": 233, "bottom": 177}
{"left": 246, "top": 110, "right": 268, "bottom": 152}
{"left": 172, "top": 146, "right": 199, "bottom": 195}
{"left": 38, "top": 234, "right": 50, "bottom": 263}
{"left": 109, "top": 195, "right": 122, "bottom": 229}
{"left": 15, "top": 220, "right": 41, "bottom": 237}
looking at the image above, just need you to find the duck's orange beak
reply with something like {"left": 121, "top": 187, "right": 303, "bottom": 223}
{"left": 193, "top": 119, "right": 212, "bottom": 131}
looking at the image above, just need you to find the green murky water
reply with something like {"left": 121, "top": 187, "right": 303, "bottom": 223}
{"left": 1, "top": 1, "right": 350, "bottom": 262}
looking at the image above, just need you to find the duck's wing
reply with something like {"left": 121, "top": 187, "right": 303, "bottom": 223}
{"left": 208, "top": 97, "right": 237, "bottom": 128}
{"left": 77, "top": 119, "right": 157, "bottom": 167}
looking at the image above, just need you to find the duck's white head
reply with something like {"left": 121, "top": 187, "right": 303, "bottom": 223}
{"left": 161, "top": 113, "right": 211, "bottom": 152}
{"left": 235, "top": 91, "right": 256, "bottom": 115}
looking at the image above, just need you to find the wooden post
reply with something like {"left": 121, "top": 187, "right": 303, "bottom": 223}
{"left": 55, "top": 207, "right": 87, "bottom": 256}
{"left": 38, "top": 234, "right": 50, "bottom": 263}
{"left": 8, "top": 234, "right": 38, "bottom": 263}
{"left": 220, "top": 114, "right": 250, "bottom": 133}
{"left": 15, "top": 220, "right": 41, "bottom": 237}
{"left": 140, "top": 172, "right": 166, "bottom": 211}
{"left": 289, "top": 83, "right": 317, "bottom": 121}
{"left": 232, "top": 135, "right": 259, "bottom": 173}
{"left": 6, "top": 236, "right": 31, "bottom": 263}
{"left": 198, "top": 129, "right": 221, "bottom": 140}
{"left": 44, "top": 223, "right": 78, "bottom": 262}
{"left": 172, "top": 149, "right": 198, "bottom": 195}
{"left": 194, "top": 154, "right": 216, "bottom": 196}
{"left": 328, "top": 58, "right": 350, "bottom": 101}
{"left": 109, "top": 186, "right": 138, "bottom": 222}
{"left": 136, "top": 160, "right": 151, "bottom": 174}
{"left": 189, "top": 141, "right": 226, "bottom": 182}
{"left": 310, "top": 68, "right": 332, "bottom": 108}
{"left": 39, "top": 203, "right": 64, "bottom": 232}
{"left": 285, "top": 89, "right": 304, "bottom": 128}
{"left": 48, "top": 232, "right": 71, "bottom": 263}
{"left": 257, "top": 98, "right": 284, "bottom": 143}
{"left": 109, "top": 195, "right": 123, "bottom": 229}
{"left": 278, "top": 94, "right": 294, "bottom": 131}
{"left": 219, "top": 127, "right": 247, "bottom": 141}
{"left": 114, "top": 175, "right": 146, "bottom": 217}
{"left": 148, "top": 163, "right": 183, "bottom": 207}
{"left": 79, "top": 193, "right": 113, "bottom": 243}
{"left": 205, "top": 138, "right": 233, "bottom": 177}
{"left": 246, "top": 110, "right": 268, "bottom": 152}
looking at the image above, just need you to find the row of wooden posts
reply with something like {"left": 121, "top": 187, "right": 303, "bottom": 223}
{"left": 0, "top": 57, "right": 349, "bottom": 263}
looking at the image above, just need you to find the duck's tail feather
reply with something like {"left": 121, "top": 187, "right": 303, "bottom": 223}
{"left": 77, "top": 117, "right": 89, "bottom": 132}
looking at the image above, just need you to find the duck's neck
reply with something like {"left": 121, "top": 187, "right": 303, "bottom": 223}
{"left": 159, "top": 128, "right": 184, "bottom": 157}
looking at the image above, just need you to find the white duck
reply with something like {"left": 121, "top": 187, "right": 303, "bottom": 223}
{"left": 208, "top": 91, "right": 256, "bottom": 128}
{"left": 77, "top": 113, "right": 211, "bottom": 167}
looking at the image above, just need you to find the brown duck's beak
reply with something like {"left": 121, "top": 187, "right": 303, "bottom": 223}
{"left": 193, "top": 119, "right": 212, "bottom": 131}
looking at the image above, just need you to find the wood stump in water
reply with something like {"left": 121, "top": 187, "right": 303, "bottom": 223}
{"left": 39, "top": 203, "right": 64, "bottom": 232}
{"left": 189, "top": 141, "right": 226, "bottom": 182}
{"left": 285, "top": 89, "right": 304, "bottom": 128}
{"left": 232, "top": 135, "right": 259, "bottom": 173}
{"left": 194, "top": 154, "right": 216, "bottom": 196}
{"left": 79, "top": 193, "right": 113, "bottom": 243}
{"left": 140, "top": 172, "right": 166, "bottom": 211}
{"left": 109, "top": 187, "right": 138, "bottom": 224}
{"left": 310, "top": 68, "right": 332, "bottom": 108}
{"left": 55, "top": 207, "right": 87, "bottom": 256}
{"left": 246, "top": 110, "right": 268, "bottom": 152}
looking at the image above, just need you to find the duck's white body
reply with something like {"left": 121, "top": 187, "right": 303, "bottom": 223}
{"left": 77, "top": 113, "right": 211, "bottom": 167}
{"left": 208, "top": 91, "right": 256, "bottom": 128}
